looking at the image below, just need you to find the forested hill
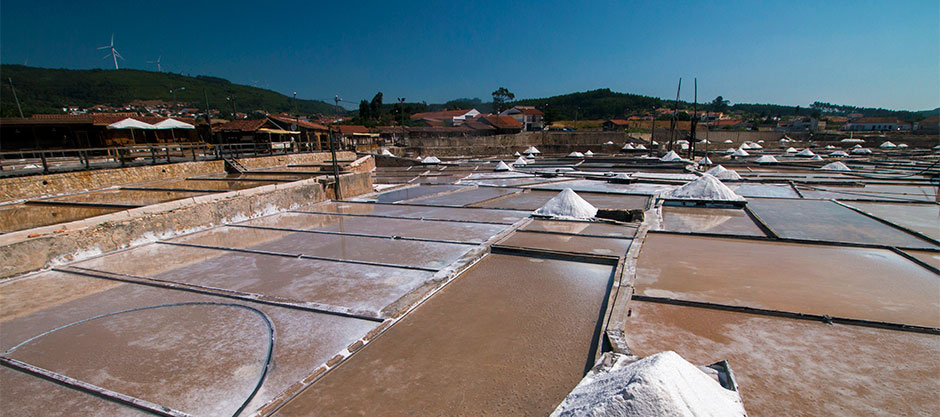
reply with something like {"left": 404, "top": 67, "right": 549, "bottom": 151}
{"left": 0, "top": 65, "right": 344, "bottom": 117}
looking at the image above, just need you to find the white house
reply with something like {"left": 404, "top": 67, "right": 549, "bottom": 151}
{"left": 499, "top": 106, "right": 544, "bottom": 131}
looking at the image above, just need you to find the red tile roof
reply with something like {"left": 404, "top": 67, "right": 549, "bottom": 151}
{"left": 337, "top": 125, "right": 371, "bottom": 134}
{"left": 216, "top": 119, "right": 268, "bottom": 132}
{"left": 606, "top": 119, "right": 631, "bottom": 125}
{"left": 477, "top": 115, "right": 523, "bottom": 130}
{"left": 410, "top": 109, "right": 474, "bottom": 120}
{"left": 512, "top": 106, "right": 544, "bottom": 116}
{"left": 267, "top": 115, "right": 328, "bottom": 131}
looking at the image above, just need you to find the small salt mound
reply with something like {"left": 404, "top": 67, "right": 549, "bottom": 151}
{"left": 494, "top": 161, "right": 512, "bottom": 171}
{"left": 666, "top": 174, "right": 745, "bottom": 201}
{"left": 749, "top": 142, "right": 763, "bottom": 149}
{"left": 584, "top": 150, "right": 594, "bottom": 157}
{"left": 635, "top": 144, "right": 647, "bottom": 150}
{"left": 551, "top": 351, "right": 747, "bottom": 417}
{"left": 523, "top": 146, "right": 541, "bottom": 154}
{"left": 513, "top": 156, "right": 528, "bottom": 165}
{"left": 533, "top": 188, "right": 598, "bottom": 219}
{"left": 879, "top": 141, "right": 897, "bottom": 148}
{"left": 739, "top": 142, "right": 752, "bottom": 150}
{"left": 851, "top": 144, "right": 862, "bottom": 149}
{"left": 567, "top": 151, "right": 585, "bottom": 158}
{"left": 784, "top": 147, "right": 797, "bottom": 153}
{"left": 604, "top": 141, "right": 615, "bottom": 145}
{"left": 824, "top": 145, "right": 836, "bottom": 149}
{"left": 851, "top": 147, "right": 872, "bottom": 155}
{"left": 898, "top": 143, "right": 908, "bottom": 148}
{"left": 622, "top": 143, "right": 635, "bottom": 150}
{"left": 758, "top": 140, "right": 764, "bottom": 143}
{"left": 841, "top": 138, "right": 865, "bottom": 143}
{"left": 733, "top": 148, "right": 749, "bottom": 157}
{"left": 724, "top": 148, "right": 735, "bottom": 154}
{"left": 699, "top": 156, "right": 713, "bottom": 165}
{"left": 660, "top": 151, "right": 683, "bottom": 162}
{"left": 723, "top": 139, "right": 733, "bottom": 144}
{"left": 381, "top": 149, "right": 394, "bottom": 156}
{"left": 811, "top": 154, "right": 824, "bottom": 160}
{"left": 652, "top": 141, "right": 659, "bottom": 145}
{"left": 754, "top": 155, "right": 779, "bottom": 164}
{"left": 513, "top": 151, "right": 521, "bottom": 157}
{"left": 796, "top": 148, "right": 815, "bottom": 157}
{"left": 705, "top": 165, "right": 742, "bottom": 180}
{"left": 421, "top": 156, "right": 441, "bottom": 164}
{"left": 821, "top": 161, "right": 851, "bottom": 171}
{"left": 830, "top": 150, "right": 849, "bottom": 157}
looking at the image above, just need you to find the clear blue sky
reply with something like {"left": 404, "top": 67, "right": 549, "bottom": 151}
{"left": 2, "top": 0, "right": 938, "bottom": 110}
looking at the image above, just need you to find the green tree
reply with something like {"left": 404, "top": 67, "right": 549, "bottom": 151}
{"left": 492, "top": 87, "right": 515, "bottom": 113}
{"left": 711, "top": 96, "right": 729, "bottom": 113}
{"left": 794, "top": 105, "right": 801, "bottom": 115}
{"left": 370, "top": 92, "right": 383, "bottom": 119}
{"left": 358, "top": 100, "right": 371, "bottom": 120}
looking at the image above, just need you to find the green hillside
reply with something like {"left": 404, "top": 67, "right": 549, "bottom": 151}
{"left": 0, "top": 65, "right": 344, "bottom": 117}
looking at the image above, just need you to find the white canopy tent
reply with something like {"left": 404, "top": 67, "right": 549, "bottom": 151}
{"left": 107, "top": 118, "right": 157, "bottom": 144}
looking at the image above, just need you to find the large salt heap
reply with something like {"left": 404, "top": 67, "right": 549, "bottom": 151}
{"left": 567, "top": 151, "right": 585, "bottom": 158}
{"left": 732, "top": 148, "right": 749, "bottom": 157}
{"left": 513, "top": 156, "right": 528, "bottom": 166}
{"left": 533, "top": 188, "right": 598, "bottom": 219}
{"left": 821, "top": 161, "right": 851, "bottom": 171}
{"left": 523, "top": 146, "right": 541, "bottom": 155}
{"left": 660, "top": 151, "right": 683, "bottom": 162}
{"left": 879, "top": 141, "right": 897, "bottom": 148}
{"left": 494, "top": 161, "right": 512, "bottom": 171}
{"left": 381, "top": 149, "right": 394, "bottom": 156}
{"left": 584, "top": 150, "right": 594, "bottom": 157}
{"left": 622, "top": 143, "right": 635, "bottom": 151}
{"left": 421, "top": 156, "right": 441, "bottom": 164}
{"left": 665, "top": 174, "right": 745, "bottom": 202}
{"left": 830, "top": 150, "right": 849, "bottom": 157}
{"left": 635, "top": 144, "right": 647, "bottom": 150}
{"left": 705, "top": 165, "right": 742, "bottom": 180}
{"left": 552, "top": 351, "right": 747, "bottom": 417}
{"left": 796, "top": 148, "right": 816, "bottom": 157}
{"left": 754, "top": 155, "right": 779, "bottom": 164}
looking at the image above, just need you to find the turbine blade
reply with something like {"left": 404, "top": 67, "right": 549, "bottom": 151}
{"left": 114, "top": 50, "right": 124, "bottom": 60}
{"left": 97, "top": 45, "right": 110, "bottom": 49}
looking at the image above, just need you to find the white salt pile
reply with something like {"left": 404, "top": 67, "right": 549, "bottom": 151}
{"left": 746, "top": 141, "right": 763, "bottom": 149}
{"left": 665, "top": 174, "right": 745, "bottom": 201}
{"left": 754, "top": 155, "right": 779, "bottom": 164}
{"left": 421, "top": 156, "right": 441, "bottom": 164}
{"left": 494, "top": 161, "right": 512, "bottom": 171}
{"left": 635, "top": 144, "right": 647, "bottom": 150}
{"left": 739, "top": 142, "right": 752, "bottom": 150}
{"left": 551, "top": 351, "right": 747, "bottom": 417}
{"left": 513, "top": 151, "right": 522, "bottom": 157}
{"left": 513, "top": 156, "right": 528, "bottom": 165}
{"left": 796, "top": 148, "right": 815, "bottom": 157}
{"left": 841, "top": 138, "right": 865, "bottom": 143}
{"left": 821, "top": 161, "right": 851, "bottom": 171}
{"left": 705, "top": 165, "right": 742, "bottom": 180}
{"left": 898, "top": 143, "right": 908, "bottom": 148}
{"left": 724, "top": 148, "right": 735, "bottom": 154}
{"left": 523, "top": 146, "right": 541, "bottom": 155}
{"left": 830, "top": 150, "right": 849, "bottom": 157}
{"left": 622, "top": 143, "right": 635, "bottom": 150}
{"left": 533, "top": 188, "right": 598, "bottom": 219}
{"left": 584, "top": 150, "right": 594, "bottom": 157}
{"left": 567, "top": 151, "right": 585, "bottom": 158}
{"left": 824, "top": 145, "right": 836, "bottom": 149}
{"left": 732, "top": 148, "right": 749, "bottom": 157}
{"left": 723, "top": 139, "right": 733, "bottom": 144}
{"left": 660, "top": 151, "right": 683, "bottom": 162}
{"left": 851, "top": 148, "right": 873, "bottom": 155}
{"left": 811, "top": 154, "right": 824, "bottom": 160}
{"left": 784, "top": 147, "right": 797, "bottom": 153}
{"left": 879, "top": 141, "right": 897, "bottom": 148}
{"left": 698, "top": 156, "right": 713, "bottom": 165}
{"left": 381, "top": 149, "right": 394, "bottom": 156}
{"left": 604, "top": 141, "right": 615, "bottom": 145}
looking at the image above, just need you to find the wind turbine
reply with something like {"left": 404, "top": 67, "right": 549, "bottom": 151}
{"left": 98, "top": 34, "right": 123, "bottom": 70}
{"left": 147, "top": 55, "right": 162, "bottom": 72}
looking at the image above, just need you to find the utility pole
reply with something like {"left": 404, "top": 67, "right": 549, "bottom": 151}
{"left": 293, "top": 92, "right": 298, "bottom": 116}
{"left": 574, "top": 106, "right": 579, "bottom": 131}
{"left": 204, "top": 89, "right": 214, "bottom": 148}
{"left": 648, "top": 106, "right": 656, "bottom": 156}
{"left": 689, "top": 78, "right": 698, "bottom": 159}
{"left": 8, "top": 78, "right": 24, "bottom": 118}
{"left": 329, "top": 95, "right": 342, "bottom": 200}
{"left": 398, "top": 97, "right": 406, "bottom": 144}
{"left": 669, "top": 78, "right": 681, "bottom": 152}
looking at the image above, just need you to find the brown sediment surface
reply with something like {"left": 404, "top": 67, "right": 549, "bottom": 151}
{"left": 44, "top": 189, "right": 207, "bottom": 206}
{"left": 171, "top": 225, "right": 473, "bottom": 269}
{"left": 477, "top": 190, "right": 649, "bottom": 211}
{"left": 7, "top": 303, "right": 270, "bottom": 416}
{"left": 374, "top": 185, "right": 464, "bottom": 203}
{"left": 522, "top": 219, "right": 637, "bottom": 238}
{"left": 636, "top": 234, "right": 940, "bottom": 328}
{"left": 312, "top": 202, "right": 528, "bottom": 223}
{"left": 0, "top": 271, "right": 121, "bottom": 322}
{"left": 408, "top": 187, "right": 521, "bottom": 206}
{"left": 0, "top": 366, "right": 148, "bottom": 416}
{"left": 501, "top": 231, "right": 632, "bottom": 256}
{"left": 238, "top": 212, "right": 508, "bottom": 243}
{"left": 623, "top": 301, "right": 940, "bottom": 416}
{"left": 0, "top": 271, "right": 378, "bottom": 415}
{"left": 136, "top": 178, "right": 277, "bottom": 191}
{"left": 274, "top": 253, "right": 614, "bottom": 416}
{"left": 800, "top": 184, "right": 937, "bottom": 202}
{"left": 902, "top": 250, "right": 940, "bottom": 269}
{"left": 0, "top": 203, "right": 121, "bottom": 233}
{"left": 839, "top": 201, "right": 940, "bottom": 241}
{"left": 747, "top": 198, "right": 937, "bottom": 249}
{"left": 661, "top": 206, "right": 765, "bottom": 236}
{"left": 77, "top": 243, "right": 434, "bottom": 315}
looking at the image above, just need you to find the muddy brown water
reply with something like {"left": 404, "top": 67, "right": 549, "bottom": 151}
{"left": 522, "top": 219, "right": 637, "bottom": 238}
{"left": 238, "top": 212, "right": 508, "bottom": 243}
{"left": 273, "top": 253, "right": 614, "bottom": 416}
{"left": 136, "top": 178, "right": 277, "bottom": 191}
{"left": 636, "top": 234, "right": 940, "bottom": 328}
{"left": 311, "top": 202, "right": 528, "bottom": 224}
{"left": 407, "top": 187, "right": 522, "bottom": 206}
{"left": 747, "top": 198, "right": 938, "bottom": 249}
{"left": 500, "top": 231, "right": 632, "bottom": 256}
{"left": 840, "top": 201, "right": 940, "bottom": 241}
{"left": 623, "top": 300, "right": 940, "bottom": 416}
{"left": 373, "top": 185, "right": 465, "bottom": 203}
{"left": 171, "top": 225, "right": 473, "bottom": 270}
{"left": 44, "top": 188, "right": 208, "bottom": 206}
{"left": 0, "top": 271, "right": 378, "bottom": 415}
{"left": 0, "top": 203, "right": 121, "bottom": 233}
{"left": 477, "top": 190, "right": 650, "bottom": 211}
{"left": 1, "top": 366, "right": 149, "bottom": 416}
{"left": 902, "top": 250, "right": 940, "bottom": 269}
{"left": 660, "top": 206, "right": 765, "bottom": 236}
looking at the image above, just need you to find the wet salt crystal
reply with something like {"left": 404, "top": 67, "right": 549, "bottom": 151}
{"left": 552, "top": 351, "right": 747, "bottom": 417}
{"left": 666, "top": 174, "right": 745, "bottom": 201}
{"left": 494, "top": 161, "right": 512, "bottom": 171}
{"left": 820, "top": 161, "right": 851, "bottom": 171}
{"left": 704, "top": 165, "right": 742, "bottom": 180}
{"left": 533, "top": 188, "right": 598, "bottom": 219}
